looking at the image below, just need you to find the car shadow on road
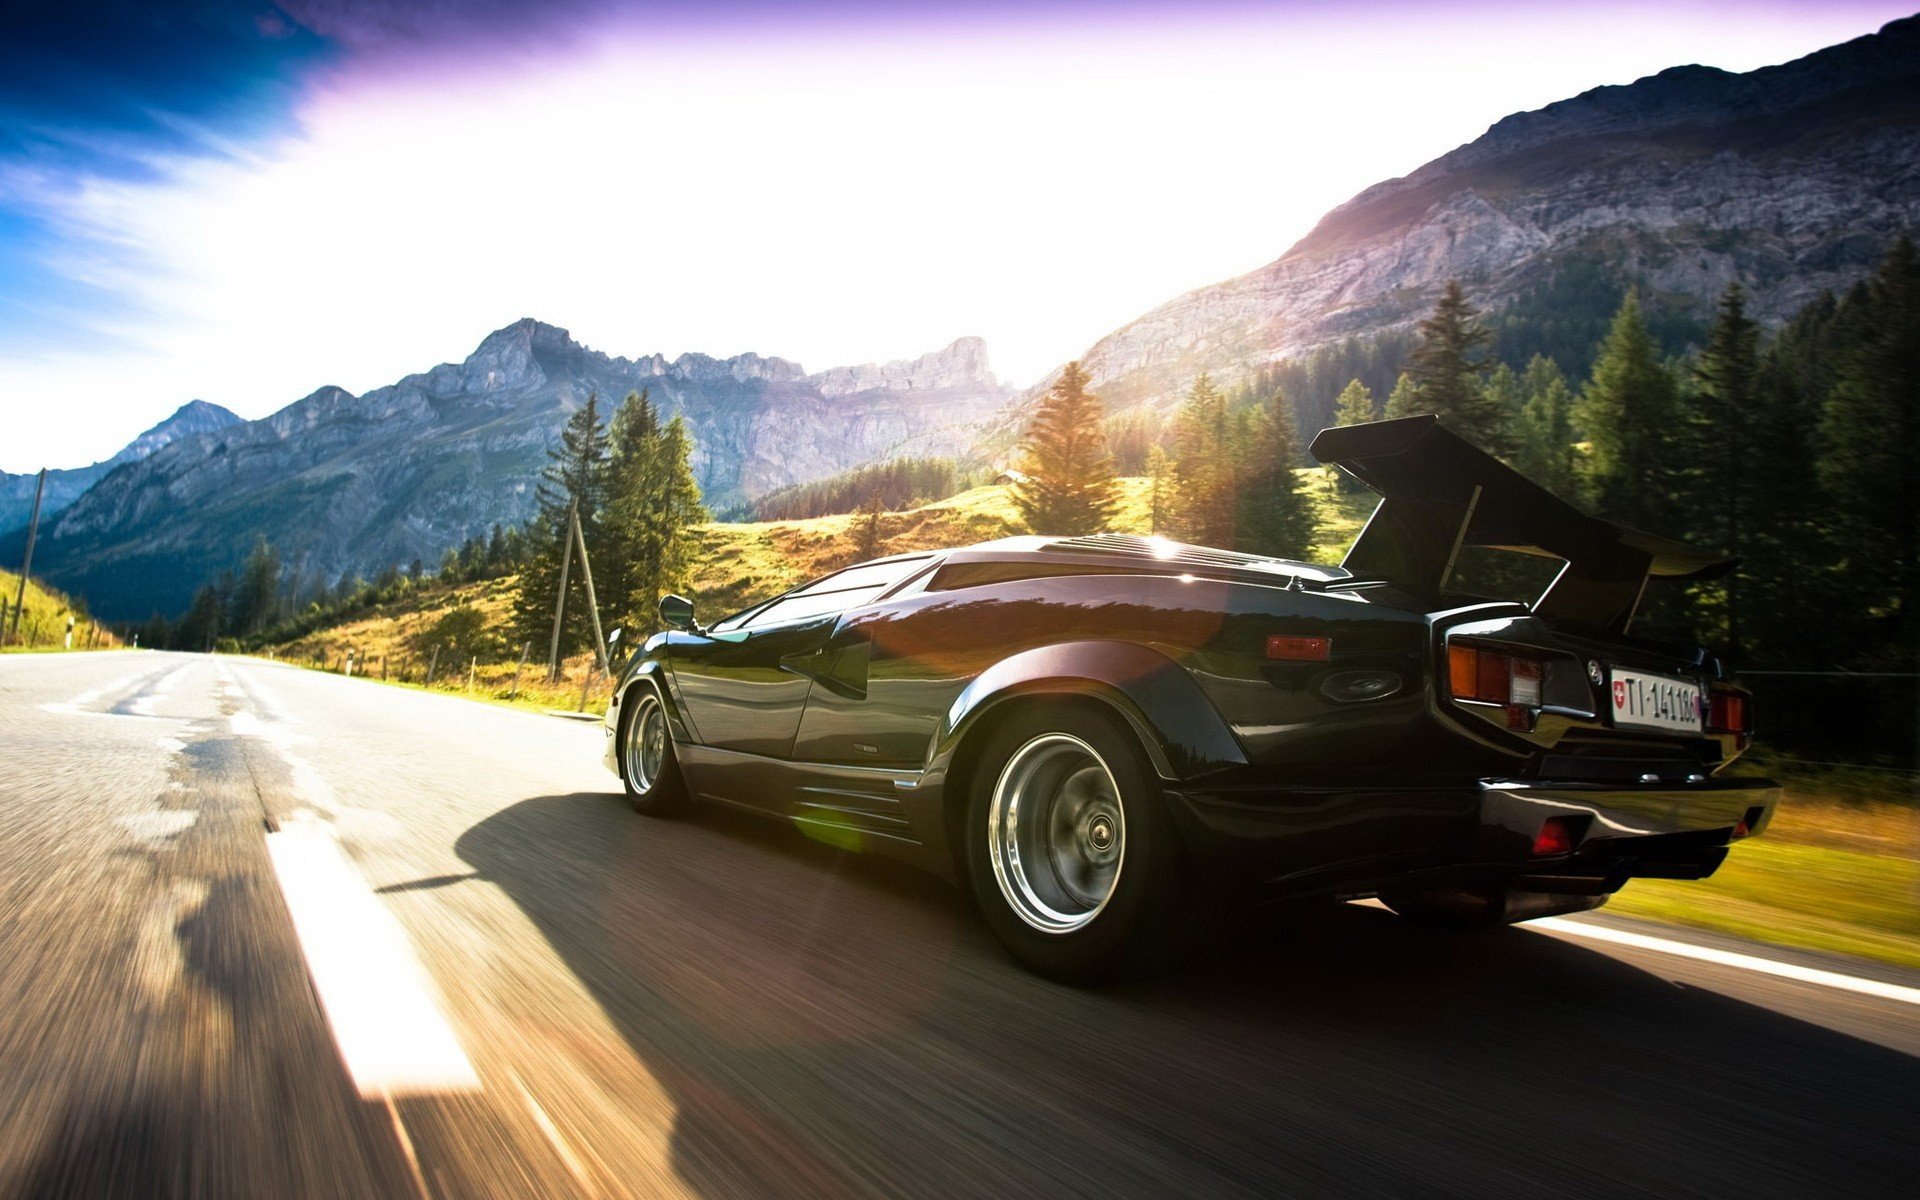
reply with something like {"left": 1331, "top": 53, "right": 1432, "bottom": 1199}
{"left": 456, "top": 791, "right": 1920, "bottom": 1200}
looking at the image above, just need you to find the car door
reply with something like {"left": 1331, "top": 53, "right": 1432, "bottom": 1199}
{"left": 668, "top": 556, "right": 937, "bottom": 763}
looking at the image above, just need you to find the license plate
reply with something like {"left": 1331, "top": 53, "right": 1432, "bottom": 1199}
{"left": 1609, "top": 669, "right": 1703, "bottom": 733}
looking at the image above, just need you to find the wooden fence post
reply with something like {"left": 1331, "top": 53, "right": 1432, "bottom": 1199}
{"left": 508, "top": 641, "right": 532, "bottom": 700}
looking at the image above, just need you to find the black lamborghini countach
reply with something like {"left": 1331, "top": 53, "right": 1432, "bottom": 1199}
{"left": 601, "top": 415, "right": 1776, "bottom": 980}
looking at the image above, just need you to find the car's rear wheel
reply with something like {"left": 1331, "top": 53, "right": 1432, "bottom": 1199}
{"left": 964, "top": 702, "right": 1194, "bottom": 983}
{"left": 621, "top": 685, "right": 688, "bottom": 816}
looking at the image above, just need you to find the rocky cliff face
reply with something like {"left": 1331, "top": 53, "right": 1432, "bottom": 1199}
{"left": 1036, "top": 15, "right": 1920, "bottom": 417}
{"left": 0, "top": 400, "right": 244, "bottom": 534}
{"left": 31, "top": 322, "right": 1008, "bottom": 618}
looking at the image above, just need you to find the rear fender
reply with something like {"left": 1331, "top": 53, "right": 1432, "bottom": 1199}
{"left": 931, "top": 640, "right": 1246, "bottom": 782}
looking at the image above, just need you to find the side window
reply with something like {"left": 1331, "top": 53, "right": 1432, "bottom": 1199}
{"left": 791, "top": 557, "right": 931, "bottom": 595}
{"left": 736, "top": 556, "right": 933, "bottom": 631}
{"left": 742, "top": 585, "right": 889, "bottom": 629}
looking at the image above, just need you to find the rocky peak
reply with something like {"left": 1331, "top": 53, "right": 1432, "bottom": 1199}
{"left": 1429, "top": 14, "right": 1920, "bottom": 178}
{"left": 668, "top": 351, "right": 807, "bottom": 385}
{"left": 104, "top": 399, "right": 243, "bottom": 466}
{"left": 455, "top": 317, "right": 583, "bottom": 392}
{"left": 810, "top": 336, "right": 997, "bottom": 398}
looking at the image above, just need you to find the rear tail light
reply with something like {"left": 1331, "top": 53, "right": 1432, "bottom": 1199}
{"left": 1531, "top": 815, "right": 1584, "bottom": 857}
{"left": 1706, "top": 687, "right": 1751, "bottom": 735}
{"left": 1447, "top": 644, "right": 1548, "bottom": 706}
{"left": 1509, "top": 659, "right": 1542, "bottom": 708}
{"left": 1267, "top": 635, "right": 1331, "bottom": 661}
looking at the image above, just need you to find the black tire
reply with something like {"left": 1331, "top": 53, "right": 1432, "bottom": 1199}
{"left": 620, "top": 683, "right": 689, "bottom": 816}
{"left": 963, "top": 701, "right": 1196, "bottom": 984}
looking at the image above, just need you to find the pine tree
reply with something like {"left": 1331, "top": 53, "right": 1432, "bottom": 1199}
{"left": 854, "top": 495, "right": 886, "bottom": 560}
{"left": 604, "top": 389, "right": 662, "bottom": 623}
{"left": 1146, "top": 445, "right": 1172, "bottom": 534}
{"left": 1013, "top": 361, "right": 1119, "bottom": 535}
{"left": 1383, "top": 371, "right": 1420, "bottom": 420}
{"left": 1405, "top": 280, "right": 1508, "bottom": 452}
{"left": 650, "top": 415, "right": 708, "bottom": 602}
{"left": 1740, "top": 292, "right": 1840, "bottom": 666}
{"left": 1818, "top": 236, "right": 1920, "bottom": 667}
{"left": 1513, "top": 355, "right": 1577, "bottom": 499}
{"left": 1575, "top": 291, "right": 1682, "bottom": 534}
{"left": 232, "top": 536, "right": 281, "bottom": 638}
{"left": 1687, "top": 283, "right": 1763, "bottom": 653}
{"left": 1169, "top": 373, "right": 1237, "bottom": 546}
{"left": 1333, "top": 378, "right": 1376, "bottom": 426}
{"left": 1483, "top": 361, "right": 1523, "bottom": 438}
{"left": 177, "top": 584, "right": 225, "bottom": 651}
{"left": 1234, "top": 392, "right": 1319, "bottom": 559}
{"left": 512, "top": 393, "right": 611, "bottom": 663}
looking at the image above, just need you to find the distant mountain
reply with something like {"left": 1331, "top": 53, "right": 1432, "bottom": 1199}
{"left": 1013, "top": 14, "right": 1920, "bottom": 432}
{"left": 0, "top": 400, "right": 243, "bottom": 534}
{"left": 26, "top": 322, "right": 1010, "bottom": 619}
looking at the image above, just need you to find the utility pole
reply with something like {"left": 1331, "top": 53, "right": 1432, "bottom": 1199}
{"left": 546, "top": 500, "right": 578, "bottom": 682}
{"left": 569, "top": 505, "right": 609, "bottom": 676}
{"left": 7, "top": 468, "right": 47, "bottom": 645}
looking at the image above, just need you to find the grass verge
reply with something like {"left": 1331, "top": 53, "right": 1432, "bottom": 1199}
{"left": 1607, "top": 768, "right": 1920, "bottom": 970}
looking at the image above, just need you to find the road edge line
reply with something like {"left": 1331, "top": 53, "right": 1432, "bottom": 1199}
{"left": 1530, "top": 917, "right": 1920, "bottom": 1007}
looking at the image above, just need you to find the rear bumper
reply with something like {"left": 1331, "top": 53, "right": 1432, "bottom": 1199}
{"left": 1163, "top": 774, "right": 1780, "bottom": 900}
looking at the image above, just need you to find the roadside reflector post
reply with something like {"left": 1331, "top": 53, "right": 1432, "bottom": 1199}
{"left": 577, "top": 657, "right": 599, "bottom": 713}
{"left": 427, "top": 646, "right": 440, "bottom": 687}
{"left": 468, "top": 657, "right": 477, "bottom": 691}
{"left": 508, "top": 641, "right": 531, "bottom": 700}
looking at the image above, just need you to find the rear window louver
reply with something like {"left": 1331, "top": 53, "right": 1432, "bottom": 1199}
{"left": 1047, "top": 533, "right": 1292, "bottom": 573}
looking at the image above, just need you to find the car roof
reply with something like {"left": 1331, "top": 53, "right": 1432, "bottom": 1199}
{"left": 936, "top": 533, "right": 1352, "bottom": 584}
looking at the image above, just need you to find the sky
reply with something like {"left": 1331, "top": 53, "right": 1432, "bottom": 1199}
{"left": 0, "top": 0, "right": 1913, "bottom": 471}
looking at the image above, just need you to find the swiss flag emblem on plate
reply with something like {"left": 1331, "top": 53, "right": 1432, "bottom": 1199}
{"left": 1613, "top": 680, "right": 1627, "bottom": 706}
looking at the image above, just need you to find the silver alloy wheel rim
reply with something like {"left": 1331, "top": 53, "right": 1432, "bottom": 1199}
{"left": 987, "top": 732, "right": 1126, "bottom": 934}
{"left": 625, "top": 693, "right": 667, "bottom": 794}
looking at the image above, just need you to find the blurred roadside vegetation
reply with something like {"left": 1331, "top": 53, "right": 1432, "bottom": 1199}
{"left": 1610, "top": 750, "right": 1919, "bottom": 969}
{"left": 0, "top": 568, "right": 121, "bottom": 651}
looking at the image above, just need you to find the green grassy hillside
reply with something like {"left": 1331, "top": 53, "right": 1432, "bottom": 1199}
{"left": 0, "top": 569, "right": 122, "bottom": 651}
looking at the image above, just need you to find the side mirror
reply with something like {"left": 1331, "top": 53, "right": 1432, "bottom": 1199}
{"left": 659, "top": 594, "right": 698, "bottom": 633}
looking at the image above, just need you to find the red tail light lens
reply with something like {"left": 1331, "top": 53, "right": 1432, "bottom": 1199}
{"left": 1268, "top": 635, "right": 1331, "bottom": 661}
{"left": 1447, "top": 644, "right": 1547, "bottom": 707}
{"left": 1706, "top": 688, "right": 1751, "bottom": 735}
{"left": 1531, "top": 816, "right": 1581, "bottom": 857}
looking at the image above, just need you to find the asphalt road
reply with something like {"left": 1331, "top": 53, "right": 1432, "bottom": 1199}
{"left": 2, "top": 650, "right": 1916, "bottom": 1200}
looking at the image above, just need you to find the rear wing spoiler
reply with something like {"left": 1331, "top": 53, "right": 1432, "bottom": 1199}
{"left": 1308, "top": 415, "right": 1733, "bottom": 633}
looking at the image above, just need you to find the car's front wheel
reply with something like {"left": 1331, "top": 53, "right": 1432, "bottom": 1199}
{"left": 621, "top": 684, "right": 688, "bottom": 816}
{"left": 964, "top": 702, "right": 1194, "bottom": 983}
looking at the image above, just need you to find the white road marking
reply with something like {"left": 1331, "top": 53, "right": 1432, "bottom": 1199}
{"left": 512, "top": 1072, "right": 602, "bottom": 1197}
{"left": 117, "top": 811, "right": 198, "bottom": 845}
{"left": 266, "top": 822, "right": 480, "bottom": 1097}
{"left": 41, "top": 670, "right": 145, "bottom": 715}
{"left": 1531, "top": 917, "right": 1920, "bottom": 1007}
{"left": 380, "top": 1092, "right": 435, "bottom": 1200}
